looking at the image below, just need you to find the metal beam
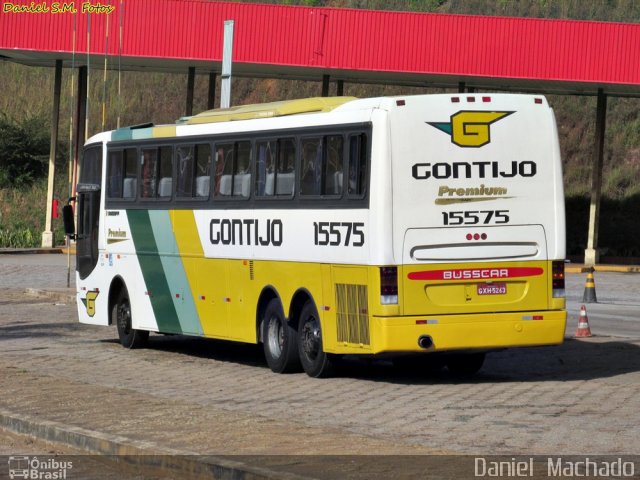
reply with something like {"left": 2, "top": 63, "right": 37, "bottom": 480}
{"left": 41, "top": 59, "right": 62, "bottom": 248}
{"left": 186, "top": 66, "right": 195, "bottom": 116}
{"left": 584, "top": 88, "right": 608, "bottom": 266}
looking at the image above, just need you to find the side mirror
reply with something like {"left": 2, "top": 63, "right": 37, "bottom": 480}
{"left": 62, "top": 204, "right": 75, "bottom": 238}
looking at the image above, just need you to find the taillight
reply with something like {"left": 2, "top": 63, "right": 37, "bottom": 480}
{"left": 552, "top": 260, "right": 565, "bottom": 298}
{"left": 380, "top": 266, "right": 398, "bottom": 305}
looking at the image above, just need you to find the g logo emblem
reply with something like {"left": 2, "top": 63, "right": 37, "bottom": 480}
{"left": 428, "top": 111, "right": 514, "bottom": 148}
{"left": 82, "top": 290, "right": 99, "bottom": 317}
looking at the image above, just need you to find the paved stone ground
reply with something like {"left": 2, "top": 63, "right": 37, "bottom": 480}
{"left": 1, "top": 255, "right": 639, "bottom": 478}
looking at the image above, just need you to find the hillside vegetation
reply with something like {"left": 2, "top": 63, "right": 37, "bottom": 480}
{"left": 1, "top": 0, "right": 639, "bottom": 257}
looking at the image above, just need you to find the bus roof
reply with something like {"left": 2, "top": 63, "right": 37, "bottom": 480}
{"left": 178, "top": 96, "right": 357, "bottom": 125}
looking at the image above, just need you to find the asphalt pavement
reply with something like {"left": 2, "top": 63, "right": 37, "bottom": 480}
{"left": 1, "top": 253, "right": 639, "bottom": 479}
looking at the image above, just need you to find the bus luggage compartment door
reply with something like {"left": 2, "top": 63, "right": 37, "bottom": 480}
{"left": 401, "top": 225, "right": 549, "bottom": 316}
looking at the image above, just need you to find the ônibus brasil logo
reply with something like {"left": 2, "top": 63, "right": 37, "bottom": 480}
{"left": 427, "top": 110, "right": 514, "bottom": 148}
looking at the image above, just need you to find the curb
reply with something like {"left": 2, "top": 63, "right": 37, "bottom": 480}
{"left": 0, "top": 409, "right": 312, "bottom": 480}
{"left": 565, "top": 265, "right": 640, "bottom": 274}
{"left": 0, "top": 248, "right": 64, "bottom": 254}
{"left": 25, "top": 288, "right": 76, "bottom": 304}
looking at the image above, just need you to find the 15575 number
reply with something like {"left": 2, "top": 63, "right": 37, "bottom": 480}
{"left": 314, "top": 222, "right": 365, "bottom": 247}
{"left": 442, "top": 210, "right": 510, "bottom": 226}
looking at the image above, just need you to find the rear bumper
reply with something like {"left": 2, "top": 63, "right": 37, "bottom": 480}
{"left": 370, "top": 310, "right": 566, "bottom": 354}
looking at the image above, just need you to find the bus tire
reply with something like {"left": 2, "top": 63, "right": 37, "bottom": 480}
{"left": 298, "top": 300, "right": 334, "bottom": 378}
{"left": 113, "top": 286, "right": 149, "bottom": 349}
{"left": 262, "top": 298, "right": 301, "bottom": 373}
{"left": 446, "top": 352, "right": 485, "bottom": 377}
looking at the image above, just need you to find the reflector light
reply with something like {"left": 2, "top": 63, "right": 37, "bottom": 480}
{"left": 552, "top": 260, "right": 566, "bottom": 298}
{"left": 466, "top": 233, "right": 473, "bottom": 241}
{"left": 481, "top": 233, "right": 487, "bottom": 240}
{"left": 451, "top": 97, "right": 460, "bottom": 103}
{"left": 473, "top": 233, "right": 480, "bottom": 240}
{"left": 467, "top": 96, "right": 476, "bottom": 102}
{"left": 396, "top": 99, "right": 406, "bottom": 106}
{"left": 482, "top": 96, "right": 491, "bottom": 102}
{"left": 416, "top": 319, "right": 427, "bottom": 325}
{"left": 535, "top": 98, "right": 543, "bottom": 104}
{"left": 380, "top": 266, "right": 398, "bottom": 305}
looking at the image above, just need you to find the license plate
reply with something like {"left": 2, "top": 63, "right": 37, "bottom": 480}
{"left": 477, "top": 283, "right": 507, "bottom": 295}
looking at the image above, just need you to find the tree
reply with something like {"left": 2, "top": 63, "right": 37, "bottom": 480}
{"left": 0, "top": 115, "right": 50, "bottom": 188}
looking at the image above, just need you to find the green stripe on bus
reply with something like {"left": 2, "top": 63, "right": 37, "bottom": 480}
{"left": 127, "top": 209, "right": 182, "bottom": 334}
{"left": 148, "top": 210, "right": 203, "bottom": 336}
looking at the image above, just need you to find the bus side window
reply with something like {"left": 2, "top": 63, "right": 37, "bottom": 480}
{"left": 195, "top": 143, "right": 212, "bottom": 198}
{"left": 176, "top": 145, "right": 195, "bottom": 197}
{"left": 300, "top": 138, "right": 322, "bottom": 196}
{"left": 177, "top": 143, "right": 211, "bottom": 199}
{"left": 233, "top": 141, "right": 252, "bottom": 198}
{"left": 256, "top": 138, "right": 295, "bottom": 198}
{"left": 300, "top": 136, "right": 342, "bottom": 197}
{"left": 108, "top": 148, "right": 137, "bottom": 199}
{"left": 276, "top": 138, "right": 295, "bottom": 196}
{"left": 214, "top": 143, "right": 234, "bottom": 197}
{"left": 256, "top": 140, "right": 276, "bottom": 196}
{"left": 123, "top": 148, "right": 137, "bottom": 199}
{"left": 141, "top": 146, "right": 173, "bottom": 199}
{"left": 324, "top": 135, "right": 344, "bottom": 196}
{"left": 107, "top": 150, "right": 124, "bottom": 198}
{"left": 140, "top": 148, "right": 158, "bottom": 198}
{"left": 348, "top": 133, "right": 367, "bottom": 197}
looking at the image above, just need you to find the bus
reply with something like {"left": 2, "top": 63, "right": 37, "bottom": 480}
{"left": 66, "top": 94, "right": 566, "bottom": 378}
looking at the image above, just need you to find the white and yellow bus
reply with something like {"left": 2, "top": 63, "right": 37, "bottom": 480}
{"left": 67, "top": 94, "right": 566, "bottom": 377}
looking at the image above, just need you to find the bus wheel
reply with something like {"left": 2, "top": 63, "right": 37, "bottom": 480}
{"left": 113, "top": 286, "right": 149, "bottom": 349}
{"left": 262, "top": 298, "right": 301, "bottom": 373}
{"left": 298, "top": 300, "right": 334, "bottom": 378}
{"left": 446, "top": 352, "right": 485, "bottom": 377}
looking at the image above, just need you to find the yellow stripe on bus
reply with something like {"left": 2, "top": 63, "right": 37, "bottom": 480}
{"left": 171, "top": 210, "right": 229, "bottom": 339}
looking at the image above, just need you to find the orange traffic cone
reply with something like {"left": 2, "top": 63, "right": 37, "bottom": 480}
{"left": 574, "top": 305, "right": 593, "bottom": 338}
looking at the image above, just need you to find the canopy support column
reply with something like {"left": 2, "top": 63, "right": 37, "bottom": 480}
{"left": 321, "top": 74, "right": 330, "bottom": 97}
{"left": 42, "top": 59, "right": 62, "bottom": 248}
{"left": 207, "top": 72, "right": 217, "bottom": 109}
{"left": 186, "top": 66, "right": 195, "bottom": 116}
{"left": 336, "top": 80, "right": 344, "bottom": 96}
{"left": 70, "top": 66, "right": 88, "bottom": 205}
{"left": 584, "top": 89, "right": 608, "bottom": 266}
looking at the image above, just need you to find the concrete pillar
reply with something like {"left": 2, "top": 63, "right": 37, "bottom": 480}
{"left": 336, "top": 80, "right": 344, "bottom": 96}
{"left": 186, "top": 66, "right": 195, "bottom": 116}
{"left": 584, "top": 89, "right": 607, "bottom": 266}
{"left": 42, "top": 60, "right": 63, "bottom": 248}
{"left": 207, "top": 72, "right": 217, "bottom": 109}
